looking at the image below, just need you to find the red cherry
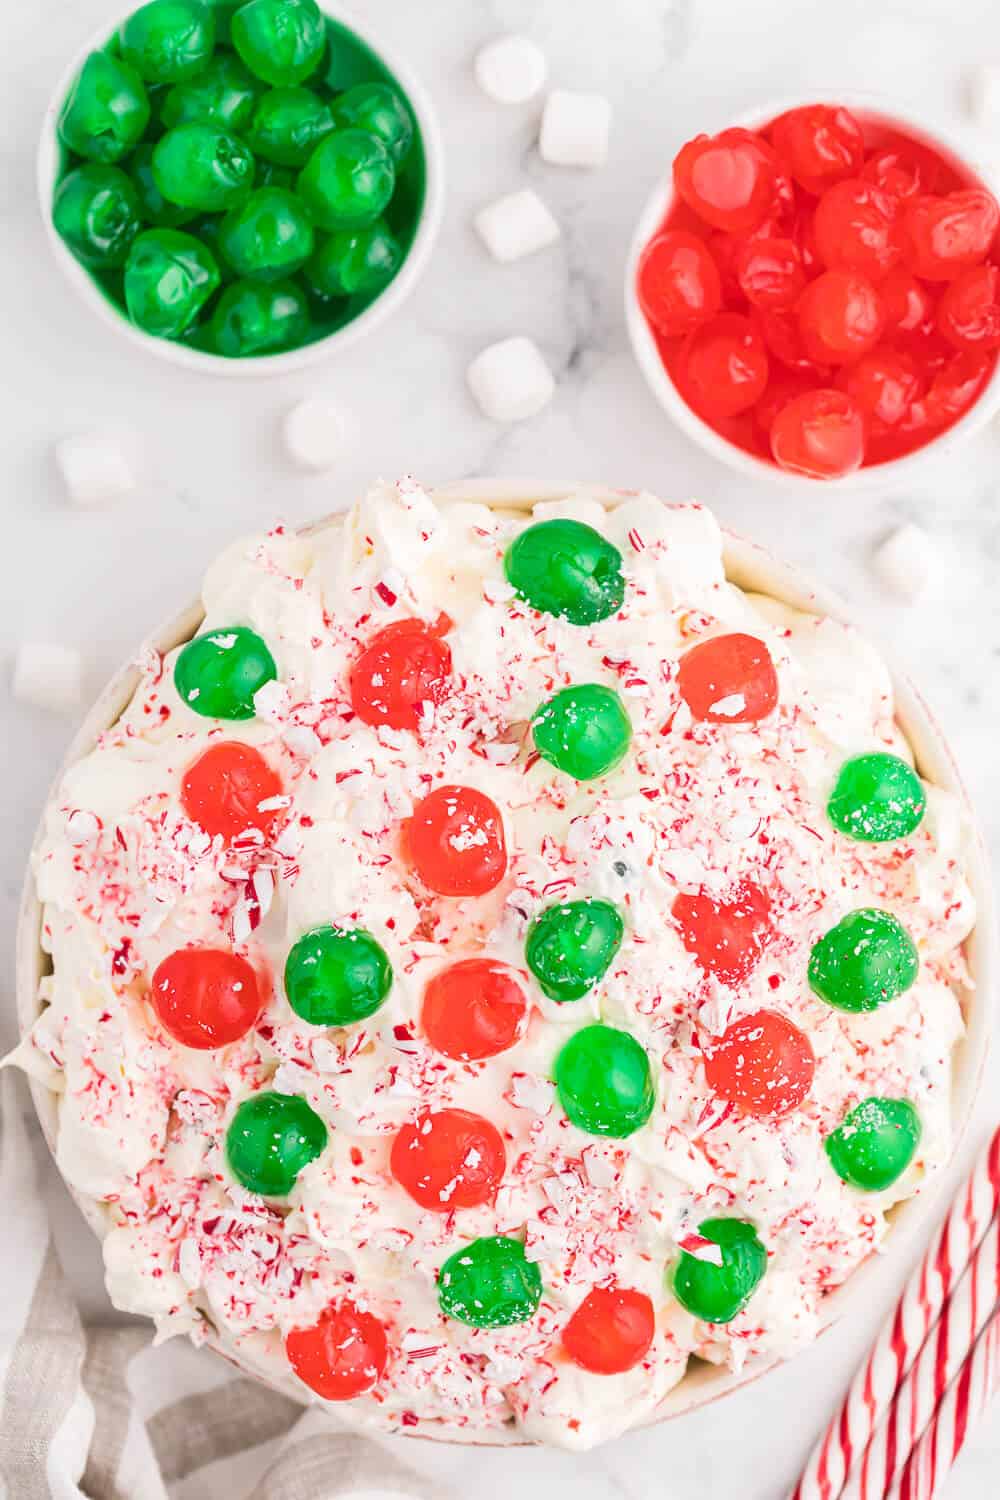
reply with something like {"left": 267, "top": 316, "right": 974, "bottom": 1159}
{"left": 679, "top": 313, "right": 769, "bottom": 418}
{"left": 349, "top": 618, "right": 452, "bottom": 733}
{"left": 703, "top": 1010, "right": 815, "bottom": 1118}
{"left": 922, "top": 350, "right": 994, "bottom": 426}
{"left": 421, "top": 958, "right": 528, "bottom": 1060}
{"left": 836, "top": 350, "right": 922, "bottom": 435}
{"left": 181, "top": 741, "right": 283, "bottom": 844}
{"left": 880, "top": 267, "right": 934, "bottom": 334}
{"left": 753, "top": 368, "right": 818, "bottom": 435}
{"left": 790, "top": 202, "right": 822, "bottom": 275}
{"left": 754, "top": 307, "right": 828, "bottom": 373}
{"left": 673, "top": 129, "right": 777, "bottom": 234}
{"left": 405, "top": 785, "right": 507, "bottom": 897}
{"left": 936, "top": 264, "right": 1000, "bottom": 349}
{"left": 637, "top": 230, "right": 722, "bottom": 337}
{"left": 770, "top": 105, "right": 864, "bottom": 195}
{"left": 706, "top": 232, "right": 746, "bottom": 305}
{"left": 390, "top": 1108, "right": 506, "bottom": 1211}
{"left": 150, "top": 947, "right": 262, "bottom": 1049}
{"left": 770, "top": 389, "right": 865, "bottom": 478}
{"left": 286, "top": 1303, "right": 388, "bottom": 1400}
{"left": 734, "top": 236, "right": 805, "bottom": 309}
{"left": 562, "top": 1285, "right": 655, "bottom": 1375}
{"left": 862, "top": 146, "right": 939, "bottom": 202}
{"left": 673, "top": 880, "right": 774, "bottom": 987}
{"left": 813, "top": 178, "right": 901, "bottom": 281}
{"left": 677, "top": 632, "right": 778, "bottom": 724}
{"left": 900, "top": 189, "right": 1000, "bottom": 280}
{"left": 797, "top": 271, "right": 885, "bottom": 365}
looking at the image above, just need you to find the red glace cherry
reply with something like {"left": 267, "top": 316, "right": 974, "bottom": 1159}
{"left": 703, "top": 1009, "right": 815, "bottom": 1118}
{"left": 862, "top": 144, "right": 940, "bottom": 202}
{"left": 921, "top": 350, "right": 993, "bottom": 425}
{"left": 286, "top": 1303, "right": 389, "bottom": 1400}
{"left": 797, "top": 270, "right": 885, "bottom": 365}
{"left": 836, "top": 350, "right": 922, "bottom": 435}
{"left": 637, "top": 230, "right": 722, "bottom": 337}
{"left": 753, "top": 368, "right": 817, "bottom": 436}
{"left": 150, "top": 947, "right": 263, "bottom": 1049}
{"left": 562, "top": 1285, "right": 656, "bottom": 1375}
{"left": 770, "top": 389, "right": 865, "bottom": 477}
{"left": 390, "top": 1108, "right": 506, "bottom": 1211}
{"left": 405, "top": 785, "right": 507, "bottom": 897}
{"left": 673, "top": 880, "right": 774, "bottom": 987}
{"left": 936, "top": 265, "right": 1000, "bottom": 349}
{"left": 813, "top": 179, "right": 901, "bottom": 282}
{"left": 181, "top": 741, "right": 283, "bottom": 844}
{"left": 770, "top": 105, "right": 864, "bottom": 194}
{"left": 421, "top": 957, "right": 528, "bottom": 1060}
{"left": 881, "top": 267, "right": 934, "bottom": 335}
{"left": 679, "top": 313, "right": 769, "bottom": 418}
{"left": 734, "top": 237, "right": 805, "bottom": 310}
{"left": 900, "top": 190, "right": 1000, "bottom": 280}
{"left": 349, "top": 617, "right": 452, "bottom": 733}
{"left": 677, "top": 632, "right": 778, "bottom": 724}
{"left": 673, "top": 128, "right": 778, "bottom": 234}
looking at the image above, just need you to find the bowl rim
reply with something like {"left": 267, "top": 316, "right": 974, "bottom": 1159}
{"left": 14, "top": 476, "right": 995, "bottom": 1444}
{"left": 623, "top": 88, "right": 1000, "bottom": 493}
{"left": 36, "top": 0, "right": 446, "bottom": 379}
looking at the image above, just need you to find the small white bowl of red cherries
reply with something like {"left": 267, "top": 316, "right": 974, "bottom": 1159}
{"left": 625, "top": 94, "right": 1000, "bottom": 488}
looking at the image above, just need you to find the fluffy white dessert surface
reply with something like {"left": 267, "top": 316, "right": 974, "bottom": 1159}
{"left": 13, "top": 482, "right": 975, "bottom": 1450}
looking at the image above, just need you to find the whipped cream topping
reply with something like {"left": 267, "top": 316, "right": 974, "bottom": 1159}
{"left": 13, "top": 483, "right": 975, "bottom": 1450}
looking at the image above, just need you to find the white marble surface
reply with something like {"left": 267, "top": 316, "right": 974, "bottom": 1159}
{"left": 4, "top": 0, "right": 1000, "bottom": 1495}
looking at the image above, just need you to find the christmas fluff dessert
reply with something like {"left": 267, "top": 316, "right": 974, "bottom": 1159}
{"left": 13, "top": 482, "right": 975, "bottom": 1449}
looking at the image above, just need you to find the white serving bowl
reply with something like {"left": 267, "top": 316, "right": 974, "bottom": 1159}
{"left": 624, "top": 92, "right": 1000, "bottom": 493}
{"left": 15, "top": 478, "right": 994, "bottom": 1442}
{"left": 37, "top": 2, "right": 445, "bottom": 378}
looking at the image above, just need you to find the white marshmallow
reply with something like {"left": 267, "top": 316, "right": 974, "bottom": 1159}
{"left": 539, "top": 89, "right": 611, "bottom": 168}
{"left": 466, "top": 337, "right": 555, "bottom": 423}
{"left": 967, "top": 65, "right": 1000, "bottom": 128}
{"left": 282, "top": 398, "right": 345, "bottom": 472}
{"left": 872, "top": 524, "right": 936, "bottom": 601}
{"left": 13, "top": 643, "right": 84, "bottom": 714}
{"left": 474, "top": 35, "right": 547, "bottom": 104}
{"left": 55, "top": 433, "right": 134, "bottom": 508}
{"left": 474, "top": 188, "right": 561, "bottom": 263}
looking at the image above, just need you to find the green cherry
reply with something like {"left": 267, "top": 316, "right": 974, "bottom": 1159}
{"left": 808, "top": 908, "right": 919, "bottom": 1014}
{"left": 827, "top": 752, "right": 926, "bottom": 843}
{"left": 58, "top": 51, "right": 150, "bottom": 164}
{"left": 284, "top": 925, "right": 392, "bottom": 1027}
{"left": 124, "top": 228, "right": 220, "bottom": 338}
{"left": 672, "top": 1219, "right": 767, "bottom": 1324}
{"left": 531, "top": 683, "right": 632, "bottom": 781}
{"left": 525, "top": 898, "right": 623, "bottom": 1002}
{"left": 53, "top": 165, "right": 142, "bottom": 268}
{"left": 555, "top": 1023, "right": 654, "bottom": 1137}
{"left": 438, "top": 1235, "right": 542, "bottom": 1329}
{"left": 207, "top": 0, "right": 241, "bottom": 43}
{"left": 210, "top": 278, "right": 309, "bottom": 356}
{"left": 231, "top": 0, "right": 326, "bottom": 87}
{"left": 152, "top": 123, "right": 255, "bottom": 211}
{"left": 250, "top": 85, "right": 334, "bottom": 166}
{"left": 130, "top": 145, "right": 197, "bottom": 227}
{"left": 161, "top": 53, "right": 260, "bottom": 131}
{"left": 119, "top": 0, "right": 217, "bottom": 84}
{"left": 331, "top": 82, "right": 414, "bottom": 166}
{"left": 296, "top": 129, "right": 395, "bottom": 230}
{"left": 303, "top": 220, "right": 401, "bottom": 300}
{"left": 825, "top": 1097, "right": 922, "bottom": 1192}
{"left": 173, "top": 625, "right": 276, "bottom": 718}
{"left": 504, "top": 519, "right": 625, "bottom": 625}
{"left": 226, "top": 1090, "right": 327, "bottom": 1195}
{"left": 218, "top": 187, "right": 314, "bottom": 281}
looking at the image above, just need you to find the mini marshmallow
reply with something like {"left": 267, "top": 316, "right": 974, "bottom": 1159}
{"left": 282, "top": 398, "right": 345, "bottom": 472}
{"left": 467, "top": 337, "right": 555, "bottom": 423}
{"left": 55, "top": 432, "right": 134, "bottom": 508}
{"left": 967, "top": 66, "right": 1000, "bottom": 128}
{"left": 474, "top": 35, "right": 547, "bottom": 104}
{"left": 539, "top": 89, "right": 611, "bottom": 168}
{"left": 872, "top": 524, "right": 935, "bottom": 601}
{"left": 474, "top": 188, "right": 561, "bottom": 263}
{"left": 13, "top": 642, "right": 84, "bottom": 714}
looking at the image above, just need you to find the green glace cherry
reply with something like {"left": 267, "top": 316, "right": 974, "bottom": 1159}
{"left": 161, "top": 53, "right": 260, "bottom": 130}
{"left": 331, "top": 82, "right": 414, "bottom": 165}
{"left": 504, "top": 519, "right": 625, "bottom": 625}
{"left": 531, "top": 683, "right": 632, "bottom": 780}
{"left": 250, "top": 86, "right": 334, "bottom": 166}
{"left": 672, "top": 1219, "right": 767, "bottom": 1324}
{"left": 296, "top": 129, "right": 395, "bottom": 230}
{"left": 555, "top": 1023, "right": 654, "bottom": 1137}
{"left": 231, "top": 0, "right": 326, "bottom": 87}
{"left": 210, "top": 278, "right": 309, "bottom": 355}
{"left": 825, "top": 1097, "right": 922, "bottom": 1191}
{"left": 525, "top": 898, "right": 623, "bottom": 1002}
{"left": 226, "top": 1090, "right": 327, "bottom": 1195}
{"left": 130, "top": 145, "right": 197, "bottom": 227}
{"left": 827, "top": 752, "right": 926, "bottom": 843}
{"left": 808, "top": 908, "right": 919, "bottom": 1013}
{"left": 58, "top": 51, "right": 150, "bottom": 164}
{"left": 152, "top": 123, "right": 255, "bottom": 211}
{"left": 304, "top": 221, "right": 401, "bottom": 300}
{"left": 438, "top": 1235, "right": 542, "bottom": 1328}
{"left": 53, "top": 165, "right": 142, "bottom": 268}
{"left": 124, "top": 228, "right": 220, "bottom": 337}
{"left": 284, "top": 925, "right": 392, "bottom": 1027}
{"left": 119, "top": 0, "right": 216, "bottom": 84}
{"left": 219, "top": 187, "right": 314, "bottom": 280}
{"left": 173, "top": 624, "right": 276, "bottom": 718}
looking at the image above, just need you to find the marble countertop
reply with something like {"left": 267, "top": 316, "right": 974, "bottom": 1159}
{"left": 4, "top": 0, "right": 1000, "bottom": 1495}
